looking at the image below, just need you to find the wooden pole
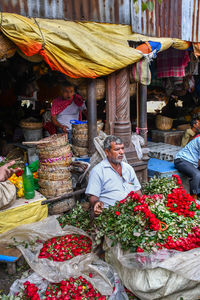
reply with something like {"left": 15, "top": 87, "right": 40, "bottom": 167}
{"left": 139, "top": 84, "right": 148, "bottom": 145}
{"left": 87, "top": 79, "right": 97, "bottom": 155}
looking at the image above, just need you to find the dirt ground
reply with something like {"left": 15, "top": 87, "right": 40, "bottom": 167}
{"left": 0, "top": 262, "right": 30, "bottom": 296}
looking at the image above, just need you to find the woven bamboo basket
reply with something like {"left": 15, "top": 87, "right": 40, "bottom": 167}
{"left": 71, "top": 137, "right": 88, "bottom": 148}
{"left": 77, "top": 78, "right": 106, "bottom": 101}
{"left": 37, "top": 134, "right": 68, "bottom": 149}
{"left": 130, "top": 83, "right": 137, "bottom": 96}
{"left": 39, "top": 187, "right": 73, "bottom": 198}
{"left": 38, "top": 170, "right": 71, "bottom": 181}
{"left": 20, "top": 119, "right": 43, "bottom": 129}
{"left": 48, "top": 197, "right": 75, "bottom": 215}
{"left": 156, "top": 115, "right": 173, "bottom": 131}
{"left": 39, "top": 144, "right": 72, "bottom": 159}
{"left": 72, "top": 121, "right": 103, "bottom": 137}
{"left": 39, "top": 155, "right": 72, "bottom": 167}
{"left": 38, "top": 178, "right": 72, "bottom": 189}
{"left": 0, "top": 33, "right": 16, "bottom": 60}
{"left": 73, "top": 145, "right": 88, "bottom": 156}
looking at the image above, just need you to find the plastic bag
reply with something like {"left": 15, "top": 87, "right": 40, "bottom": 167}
{"left": 0, "top": 216, "right": 114, "bottom": 296}
{"left": 9, "top": 268, "right": 129, "bottom": 300}
{"left": 104, "top": 237, "right": 200, "bottom": 300}
{"left": 131, "top": 133, "right": 145, "bottom": 160}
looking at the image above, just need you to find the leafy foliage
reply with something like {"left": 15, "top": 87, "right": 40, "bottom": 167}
{"left": 142, "top": 176, "right": 179, "bottom": 197}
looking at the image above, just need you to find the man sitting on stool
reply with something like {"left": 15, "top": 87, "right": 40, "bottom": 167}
{"left": 86, "top": 135, "right": 142, "bottom": 216}
{"left": 175, "top": 136, "right": 200, "bottom": 199}
{"left": 181, "top": 118, "right": 200, "bottom": 147}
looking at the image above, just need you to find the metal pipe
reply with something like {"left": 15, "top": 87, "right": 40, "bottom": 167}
{"left": 41, "top": 188, "right": 86, "bottom": 205}
{"left": 87, "top": 79, "right": 97, "bottom": 155}
{"left": 139, "top": 84, "right": 148, "bottom": 145}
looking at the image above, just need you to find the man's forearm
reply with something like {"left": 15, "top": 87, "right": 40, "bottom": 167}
{"left": 52, "top": 115, "right": 64, "bottom": 129}
{"left": 89, "top": 195, "right": 99, "bottom": 206}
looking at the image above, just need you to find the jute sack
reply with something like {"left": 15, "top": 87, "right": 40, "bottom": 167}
{"left": 0, "top": 181, "right": 16, "bottom": 210}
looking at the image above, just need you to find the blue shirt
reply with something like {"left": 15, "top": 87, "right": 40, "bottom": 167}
{"left": 86, "top": 158, "right": 141, "bottom": 208}
{"left": 175, "top": 137, "right": 200, "bottom": 168}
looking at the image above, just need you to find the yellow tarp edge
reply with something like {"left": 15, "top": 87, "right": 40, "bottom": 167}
{"left": 0, "top": 200, "right": 48, "bottom": 234}
{"left": 0, "top": 13, "right": 192, "bottom": 78}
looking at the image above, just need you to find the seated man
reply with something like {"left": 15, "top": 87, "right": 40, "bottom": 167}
{"left": 175, "top": 136, "right": 200, "bottom": 199}
{"left": 86, "top": 135, "right": 142, "bottom": 216}
{"left": 181, "top": 118, "right": 200, "bottom": 147}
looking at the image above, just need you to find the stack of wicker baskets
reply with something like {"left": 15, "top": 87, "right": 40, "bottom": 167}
{"left": 37, "top": 134, "right": 73, "bottom": 199}
{"left": 72, "top": 121, "right": 103, "bottom": 157}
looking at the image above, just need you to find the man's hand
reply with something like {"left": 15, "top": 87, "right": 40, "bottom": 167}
{"left": 0, "top": 161, "right": 21, "bottom": 182}
{"left": 61, "top": 125, "right": 69, "bottom": 133}
{"left": 94, "top": 201, "right": 104, "bottom": 215}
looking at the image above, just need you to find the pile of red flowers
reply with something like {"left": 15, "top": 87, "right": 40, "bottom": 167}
{"left": 19, "top": 277, "right": 106, "bottom": 300}
{"left": 157, "top": 226, "right": 200, "bottom": 251}
{"left": 45, "top": 276, "right": 106, "bottom": 299}
{"left": 20, "top": 281, "right": 40, "bottom": 300}
{"left": 38, "top": 234, "right": 92, "bottom": 262}
{"left": 167, "top": 188, "right": 200, "bottom": 218}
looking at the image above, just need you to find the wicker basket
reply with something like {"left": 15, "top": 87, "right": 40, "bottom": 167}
{"left": 156, "top": 115, "right": 173, "bottom": 131}
{"left": 72, "top": 121, "right": 103, "bottom": 137}
{"left": 48, "top": 197, "right": 75, "bottom": 215}
{"left": 39, "top": 144, "right": 72, "bottom": 159}
{"left": 37, "top": 134, "right": 68, "bottom": 149}
{"left": 130, "top": 83, "right": 137, "bottom": 96}
{"left": 39, "top": 187, "right": 73, "bottom": 198}
{"left": 39, "top": 155, "right": 72, "bottom": 167}
{"left": 73, "top": 145, "right": 88, "bottom": 156}
{"left": 38, "top": 170, "right": 71, "bottom": 181}
{"left": 71, "top": 137, "right": 88, "bottom": 148}
{"left": 20, "top": 119, "right": 43, "bottom": 129}
{"left": 77, "top": 79, "right": 106, "bottom": 101}
{"left": 38, "top": 178, "right": 72, "bottom": 189}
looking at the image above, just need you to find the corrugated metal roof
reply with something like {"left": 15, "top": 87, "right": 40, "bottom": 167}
{"left": 0, "top": 0, "right": 131, "bottom": 24}
{"left": 131, "top": 0, "right": 200, "bottom": 42}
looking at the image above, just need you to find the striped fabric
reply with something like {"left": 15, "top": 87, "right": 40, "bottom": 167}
{"left": 132, "top": 58, "right": 151, "bottom": 85}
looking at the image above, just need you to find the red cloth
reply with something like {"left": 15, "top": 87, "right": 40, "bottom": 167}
{"left": 43, "top": 121, "right": 57, "bottom": 135}
{"left": 157, "top": 48, "right": 190, "bottom": 78}
{"left": 51, "top": 94, "right": 84, "bottom": 116}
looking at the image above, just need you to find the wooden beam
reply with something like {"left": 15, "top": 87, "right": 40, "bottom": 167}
{"left": 87, "top": 79, "right": 97, "bottom": 155}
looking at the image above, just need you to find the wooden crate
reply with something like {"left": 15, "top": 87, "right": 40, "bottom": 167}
{"left": 151, "top": 130, "right": 184, "bottom": 146}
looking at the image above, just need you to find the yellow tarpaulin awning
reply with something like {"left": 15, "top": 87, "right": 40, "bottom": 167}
{"left": 0, "top": 13, "right": 192, "bottom": 78}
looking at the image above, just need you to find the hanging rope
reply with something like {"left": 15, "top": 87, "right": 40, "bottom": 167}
{"left": 33, "top": 18, "right": 46, "bottom": 49}
{"left": 136, "top": 82, "right": 139, "bottom": 135}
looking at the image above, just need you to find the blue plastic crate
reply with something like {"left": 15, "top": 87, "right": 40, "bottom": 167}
{"left": 148, "top": 158, "right": 180, "bottom": 178}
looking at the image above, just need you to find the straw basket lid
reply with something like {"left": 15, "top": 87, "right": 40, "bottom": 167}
{"left": 39, "top": 144, "right": 72, "bottom": 159}
{"left": 20, "top": 117, "right": 43, "bottom": 129}
{"left": 77, "top": 78, "right": 106, "bottom": 101}
{"left": 37, "top": 133, "right": 68, "bottom": 149}
{"left": 0, "top": 33, "right": 16, "bottom": 60}
{"left": 156, "top": 115, "right": 173, "bottom": 131}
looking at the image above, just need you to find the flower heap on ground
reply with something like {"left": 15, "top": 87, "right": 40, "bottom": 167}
{"left": 94, "top": 175, "right": 200, "bottom": 253}
{"left": 16, "top": 277, "right": 106, "bottom": 300}
{"left": 38, "top": 234, "right": 92, "bottom": 262}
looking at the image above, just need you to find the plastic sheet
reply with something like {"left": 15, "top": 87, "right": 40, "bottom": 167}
{"left": 9, "top": 268, "right": 129, "bottom": 300}
{"left": 104, "top": 237, "right": 200, "bottom": 300}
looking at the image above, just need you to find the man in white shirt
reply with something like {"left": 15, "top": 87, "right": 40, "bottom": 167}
{"left": 86, "top": 135, "right": 142, "bottom": 215}
{"left": 51, "top": 82, "right": 87, "bottom": 141}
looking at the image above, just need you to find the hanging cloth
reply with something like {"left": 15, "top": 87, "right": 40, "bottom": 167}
{"left": 157, "top": 48, "right": 190, "bottom": 78}
{"left": 132, "top": 58, "right": 151, "bottom": 85}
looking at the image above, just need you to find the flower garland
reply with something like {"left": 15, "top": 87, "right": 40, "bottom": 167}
{"left": 38, "top": 234, "right": 92, "bottom": 262}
